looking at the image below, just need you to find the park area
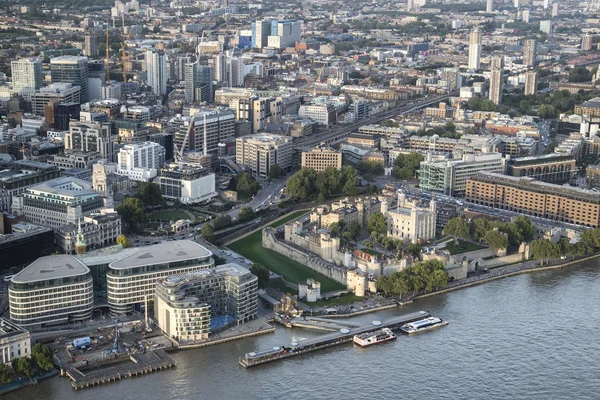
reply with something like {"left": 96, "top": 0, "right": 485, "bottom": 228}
{"left": 147, "top": 210, "right": 191, "bottom": 221}
{"left": 227, "top": 211, "right": 345, "bottom": 293}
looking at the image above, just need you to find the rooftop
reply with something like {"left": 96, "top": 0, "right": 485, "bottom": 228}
{"left": 109, "top": 240, "right": 212, "bottom": 270}
{"left": 0, "top": 318, "right": 30, "bottom": 341}
{"left": 12, "top": 255, "right": 90, "bottom": 284}
{"left": 159, "top": 263, "right": 251, "bottom": 287}
{"left": 28, "top": 177, "right": 96, "bottom": 197}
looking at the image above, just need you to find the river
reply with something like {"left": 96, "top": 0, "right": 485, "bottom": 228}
{"left": 7, "top": 258, "right": 600, "bottom": 400}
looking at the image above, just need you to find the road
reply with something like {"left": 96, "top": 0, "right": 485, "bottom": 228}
{"left": 227, "top": 179, "right": 286, "bottom": 219}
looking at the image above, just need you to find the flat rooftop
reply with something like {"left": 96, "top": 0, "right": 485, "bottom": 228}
{"left": 109, "top": 240, "right": 212, "bottom": 270}
{"left": 12, "top": 255, "right": 90, "bottom": 284}
{"left": 0, "top": 318, "right": 29, "bottom": 340}
{"left": 28, "top": 177, "right": 96, "bottom": 196}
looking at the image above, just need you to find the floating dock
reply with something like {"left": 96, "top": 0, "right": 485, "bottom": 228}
{"left": 66, "top": 349, "right": 176, "bottom": 390}
{"left": 239, "top": 311, "right": 430, "bottom": 368}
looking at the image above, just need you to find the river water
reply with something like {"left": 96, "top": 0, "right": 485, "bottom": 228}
{"left": 8, "top": 259, "right": 600, "bottom": 400}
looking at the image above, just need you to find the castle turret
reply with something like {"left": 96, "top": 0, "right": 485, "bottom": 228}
{"left": 75, "top": 218, "right": 87, "bottom": 255}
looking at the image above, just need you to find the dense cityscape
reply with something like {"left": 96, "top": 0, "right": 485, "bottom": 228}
{"left": 0, "top": 0, "right": 599, "bottom": 397}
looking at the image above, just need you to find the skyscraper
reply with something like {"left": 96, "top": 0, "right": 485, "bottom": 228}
{"left": 524, "top": 70, "right": 537, "bottom": 96}
{"left": 176, "top": 56, "right": 192, "bottom": 82}
{"left": 523, "top": 39, "right": 537, "bottom": 67}
{"left": 486, "top": 0, "right": 493, "bottom": 13}
{"left": 552, "top": 3, "right": 559, "bottom": 17}
{"left": 407, "top": 0, "right": 415, "bottom": 12}
{"left": 543, "top": 0, "right": 550, "bottom": 9}
{"left": 489, "top": 56, "right": 504, "bottom": 105}
{"left": 84, "top": 33, "right": 97, "bottom": 58}
{"left": 514, "top": 0, "right": 519, "bottom": 8}
{"left": 50, "top": 56, "right": 90, "bottom": 103}
{"left": 197, "top": 66, "right": 213, "bottom": 103}
{"left": 146, "top": 50, "right": 167, "bottom": 96}
{"left": 468, "top": 28, "right": 482, "bottom": 70}
{"left": 539, "top": 20, "right": 552, "bottom": 35}
{"left": 522, "top": 9, "right": 530, "bottom": 23}
{"left": 582, "top": 34, "right": 594, "bottom": 51}
{"left": 251, "top": 20, "right": 271, "bottom": 49}
{"left": 11, "top": 58, "right": 43, "bottom": 101}
{"left": 184, "top": 63, "right": 197, "bottom": 103}
{"left": 213, "top": 53, "right": 227, "bottom": 83}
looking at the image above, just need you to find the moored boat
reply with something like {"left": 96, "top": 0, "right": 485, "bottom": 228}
{"left": 400, "top": 317, "right": 448, "bottom": 334}
{"left": 353, "top": 328, "right": 396, "bottom": 347}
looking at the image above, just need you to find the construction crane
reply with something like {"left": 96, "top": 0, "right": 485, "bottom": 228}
{"left": 120, "top": 42, "right": 129, "bottom": 83}
{"left": 173, "top": 116, "right": 195, "bottom": 170}
{"left": 112, "top": 319, "right": 119, "bottom": 353}
{"left": 105, "top": 18, "right": 110, "bottom": 81}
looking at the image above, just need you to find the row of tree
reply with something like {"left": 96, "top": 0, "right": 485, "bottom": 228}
{"left": 376, "top": 259, "right": 449, "bottom": 297}
{"left": 391, "top": 151, "right": 424, "bottom": 180}
{"left": 228, "top": 173, "right": 260, "bottom": 200}
{"left": 285, "top": 166, "right": 358, "bottom": 201}
{"left": 116, "top": 182, "right": 165, "bottom": 233}
{"left": 443, "top": 216, "right": 535, "bottom": 251}
{"left": 0, "top": 343, "right": 54, "bottom": 384}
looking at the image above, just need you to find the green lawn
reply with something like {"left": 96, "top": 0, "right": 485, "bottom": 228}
{"left": 445, "top": 239, "right": 485, "bottom": 255}
{"left": 306, "top": 294, "right": 363, "bottom": 307}
{"left": 267, "top": 277, "right": 296, "bottom": 293}
{"left": 147, "top": 210, "right": 190, "bottom": 221}
{"left": 228, "top": 210, "right": 345, "bottom": 292}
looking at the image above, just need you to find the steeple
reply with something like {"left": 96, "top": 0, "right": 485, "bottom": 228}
{"left": 75, "top": 218, "right": 87, "bottom": 255}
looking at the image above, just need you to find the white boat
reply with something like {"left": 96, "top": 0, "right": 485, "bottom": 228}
{"left": 353, "top": 328, "right": 396, "bottom": 347}
{"left": 400, "top": 317, "right": 448, "bottom": 334}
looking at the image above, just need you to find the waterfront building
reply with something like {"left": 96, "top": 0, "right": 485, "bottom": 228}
{"left": 154, "top": 263, "right": 258, "bottom": 343}
{"left": 11, "top": 58, "right": 43, "bottom": 101}
{"left": 301, "top": 145, "right": 342, "bottom": 172}
{"left": 506, "top": 154, "right": 576, "bottom": 183}
{"left": 466, "top": 172, "right": 600, "bottom": 227}
{"left": 50, "top": 56, "right": 89, "bottom": 102}
{"left": 11, "top": 177, "right": 104, "bottom": 229}
{"left": 468, "top": 28, "right": 482, "bottom": 71}
{"left": 0, "top": 318, "right": 31, "bottom": 364}
{"left": 106, "top": 241, "right": 214, "bottom": 316}
{"left": 236, "top": 134, "right": 292, "bottom": 178}
{"left": 419, "top": 153, "right": 506, "bottom": 196}
{"left": 9, "top": 255, "right": 94, "bottom": 331}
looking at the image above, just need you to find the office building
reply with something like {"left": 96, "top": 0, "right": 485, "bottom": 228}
{"left": 157, "top": 165, "right": 217, "bottom": 204}
{"left": 468, "top": 28, "right": 482, "bottom": 71}
{"left": 184, "top": 63, "right": 197, "bottom": 103}
{"left": 252, "top": 20, "right": 271, "bottom": 49}
{"left": 486, "top": 0, "right": 493, "bottom": 13}
{"left": 466, "top": 172, "right": 600, "bottom": 227}
{"left": 489, "top": 56, "right": 504, "bottom": 105}
{"left": 197, "top": 65, "right": 213, "bottom": 103}
{"left": 176, "top": 56, "right": 192, "bottom": 82}
{"left": 101, "top": 81, "right": 122, "bottom": 99}
{"left": 267, "top": 20, "right": 302, "bottom": 49}
{"left": 575, "top": 98, "right": 600, "bottom": 116}
{"left": 234, "top": 96, "right": 281, "bottom": 133}
{"left": 0, "top": 160, "right": 62, "bottom": 213}
{"left": 506, "top": 153, "right": 576, "bottom": 183}
{"left": 106, "top": 241, "right": 214, "bottom": 315}
{"left": 523, "top": 39, "right": 537, "bottom": 67}
{"left": 419, "top": 152, "right": 506, "bottom": 196}
{"left": 213, "top": 53, "right": 227, "bottom": 82}
{"left": 298, "top": 103, "right": 336, "bottom": 126}
{"left": 236, "top": 134, "right": 293, "bottom": 178}
{"left": 154, "top": 263, "right": 258, "bottom": 343}
{"left": 83, "top": 33, "right": 97, "bottom": 57}
{"left": 583, "top": 34, "right": 594, "bottom": 51}
{"left": 117, "top": 141, "right": 166, "bottom": 181}
{"left": 146, "top": 50, "right": 167, "bottom": 96}
{"left": 31, "top": 83, "right": 81, "bottom": 116}
{"left": 65, "top": 120, "right": 115, "bottom": 161}
{"left": 301, "top": 145, "right": 343, "bottom": 172}
{"left": 11, "top": 58, "right": 43, "bottom": 101}
{"left": 50, "top": 56, "right": 89, "bottom": 102}
{"left": 524, "top": 70, "right": 537, "bottom": 95}
{"left": 55, "top": 213, "right": 122, "bottom": 254}
{"left": 174, "top": 108, "right": 235, "bottom": 154}
{"left": 0, "top": 224, "right": 54, "bottom": 272}
{"left": 9, "top": 255, "right": 94, "bottom": 331}
{"left": 540, "top": 20, "right": 552, "bottom": 36}
{"left": 11, "top": 177, "right": 104, "bottom": 228}
{"left": 0, "top": 318, "right": 31, "bottom": 364}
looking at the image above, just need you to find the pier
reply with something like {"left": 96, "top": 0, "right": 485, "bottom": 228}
{"left": 66, "top": 349, "right": 176, "bottom": 390}
{"left": 240, "top": 311, "right": 430, "bottom": 368}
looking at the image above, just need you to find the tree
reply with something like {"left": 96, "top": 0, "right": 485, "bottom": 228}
{"left": 530, "top": 239, "right": 561, "bottom": 265}
{"left": 286, "top": 168, "right": 318, "bottom": 200}
{"left": 238, "top": 207, "right": 256, "bottom": 222}
{"left": 117, "top": 197, "right": 147, "bottom": 233}
{"left": 269, "top": 164, "right": 282, "bottom": 179}
{"left": 470, "top": 218, "right": 491, "bottom": 243}
{"left": 201, "top": 224, "right": 214, "bottom": 242}
{"left": 367, "top": 212, "right": 387, "bottom": 237}
{"left": 212, "top": 215, "right": 233, "bottom": 230}
{"left": 484, "top": 230, "right": 508, "bottom": 252}
{"left": 16, "top": 357, "right": 32, "bottom": 379}
{"left": 392, "top": 152, "right": 423, "bottom": 179}
{"left": 135, "top": 182, "right": 165, "bottom": 207}
{"left": 443, "top": 217, "right": 470, "bottom": 244}
{"left": 116, "top": 234, "right": 130, "bottom": 248}
{"left": 348, "top": 220, "right": 362, "bottom": 244}
{"left": 233, "top": 173, "right": 260, "bottom": 200}
{"left": 31, "top": 343, "right": 54, "bottom": 371}
{"left": 513, "top": 216, "right": 535, "bottom": 243}
{"left": 329, "top": 222, "right": 340, "bottom": 237}
{"left": 356, "top": 160, "right": 384, "bottom": 175}
{"left": 0, "top": 364, "right": 11, "bottom": 384}
{"left": 405, "top": 243, "right": 421, "bottom": 258}
{"left": 250, "top": 263, "right": 270, "bottom": 288}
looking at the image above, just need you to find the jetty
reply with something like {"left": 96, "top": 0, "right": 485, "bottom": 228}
{"left": 240, "top": 311, "right": 429, "bottom": 368}
{"left": 66, "top": 349, "right": 176, "bottom": 390}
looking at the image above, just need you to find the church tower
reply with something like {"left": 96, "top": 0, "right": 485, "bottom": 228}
{"left": 75, "top": 218, "right": 87, "bottom": 255}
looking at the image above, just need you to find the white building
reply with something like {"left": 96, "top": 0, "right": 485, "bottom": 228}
{"left": 146, "top": 50, "right": 167, "bottom": 96}
{"left": 106, "top": 241, "right": 214, "bottom": 316}
{"left": 30, "top": 83, "right": 81, "bottom": 116}
{"left": 0, "top": 318, "right": 31, "bottom": 364}
{"left": 9, "top": 255, "right": 94, "bottom": 331}
{"left": 154, "top": 263, "right": 258, "bottom": 343}
{"left": 298, "top": 278, "right": 321, "bottom": 302}
{"left": 117, "top": 141, "right": 166, "bottom": 181}
{"left": 236, "top": 134, "right": 293, "bottom": 178}
{"left": 11, "top": 58, "right": 43, "bottom": 101}
{"left": 384, "top": 192, "right": 437, "bottom": 244}
{"left": 468, "top": 28, "right": 482, "bottom": 70}
{"left": 101, "top": 81, "right": 122, "bottom": 99}
{"left": 124, "top": 106, "right": 151, "bottom": 122}
{"left": 157, "top": 164, "right": 217, "bottom": 204}
{"left": 298, "top": 103, "right": 336, "bottom": 126}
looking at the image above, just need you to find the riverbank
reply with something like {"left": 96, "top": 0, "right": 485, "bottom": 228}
{"left": 413, "top": 253, "right": 600, "bottom": 301}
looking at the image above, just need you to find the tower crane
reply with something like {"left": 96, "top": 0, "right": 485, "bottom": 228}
{"left": 120, "top": 42, "right": 129, "bottom": 83}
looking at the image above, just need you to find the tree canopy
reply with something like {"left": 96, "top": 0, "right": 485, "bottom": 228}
{"left": 250, "top": 263, "right": 270, "bottom": 288}
{"left": 135, "top": 182, "right": 165, "bottom": 207}
{"left": 116, "top": 234, "right": 130, "bottom": 248}
{"left": 238, "top": 207, "right": 256, "bottom": 223}
{"left": 117, "top": 197, "right": 146, "bottom": 233}
{"left": 269, "top": 164, "right": 282, "bottom": 179}
{"left": 443, "top": 217, "right": 470, "bottom": 243}
{"left": 229, "top": 173, "right": 260, "bottom": 200}
{"left": 286, "top": 166, "right": 358, "bottom": 201}
{"left": 201, "top": 224, "right": 215, "bottom": 242}
{"left": 392, "top": 151, "right": 423, "bottom": 179}
{"left": 367, "top": 212, "right": 387, "bottom": 237}
{"left": 376, "top": 259, "right": 448, "bottom": 297}
{"left": 484, "top": 230, "right": 508, "bottom": 251}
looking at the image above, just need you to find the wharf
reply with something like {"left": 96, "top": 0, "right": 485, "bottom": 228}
{"left": 66, "top": 349, "right": 176, "bottom": 390}
{"left": 240, "top": 311, "right": 429, "bottom": 368}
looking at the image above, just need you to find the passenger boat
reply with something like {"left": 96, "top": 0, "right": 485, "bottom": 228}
{"left": 400, "top": 317, "right": 448, "bottom": 334}
{"left": 352, "top": 328, "right": 396, "bottom": 347}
